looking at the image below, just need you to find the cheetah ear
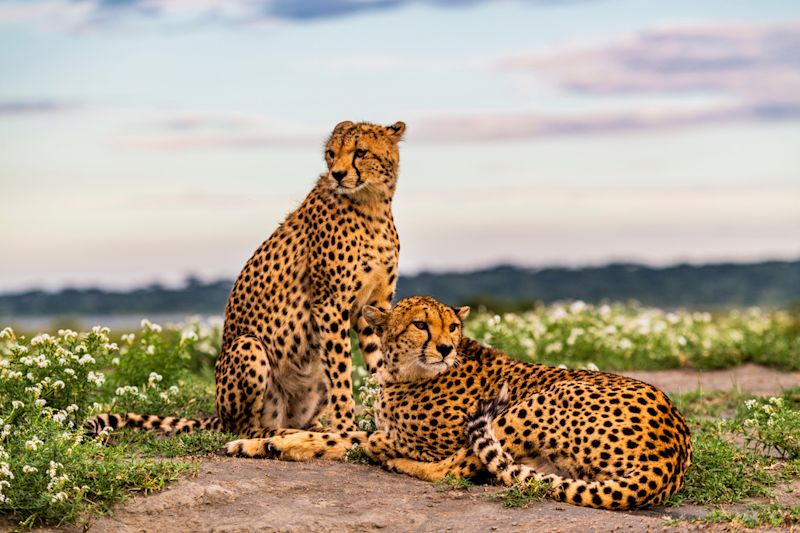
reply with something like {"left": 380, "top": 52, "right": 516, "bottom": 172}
{"left": 456, "top": 306, "right": 470, "bottom": 322}
{"left": 333, "top": 120, "right": 354, "bottom": 135}
{"left": 385, "top": 121, "right": 406, "bottom": 141}
{"left": 362, "top": 305, "right": 388, "bottom": 328}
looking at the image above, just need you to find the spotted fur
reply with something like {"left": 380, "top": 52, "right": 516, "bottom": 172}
{"left": 87, "top": 120, "right": 405, "bottom": 439}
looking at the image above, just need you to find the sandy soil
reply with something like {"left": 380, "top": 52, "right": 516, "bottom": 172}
{"left": 10, "top": 365, "right": 800, "bottom": 533}
{"left": 621, "top": 364, "right": 800, "bottom": 396}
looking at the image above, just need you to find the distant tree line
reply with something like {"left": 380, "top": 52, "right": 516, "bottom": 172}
{"left": 1, "top": 260, "right": 798, "bottom": 317}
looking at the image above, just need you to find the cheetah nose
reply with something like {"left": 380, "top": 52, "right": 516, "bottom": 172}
{"left": 332, "top": 170, "right": 347, "bottom": 183}
{"left": 436, "top": 344, "right": 453, "bottom": 357}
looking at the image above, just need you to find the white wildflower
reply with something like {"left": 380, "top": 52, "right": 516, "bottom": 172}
{"left": 47, "top": 461, "right": 64, "bottom": 481}
{"left": 744, "top": 399, "right": 757, "bottom": 410}
{"left": 63, "top": 368, "right": 75, "bottom": 376}
{"left": 569, "top": 300, "right": 587, "bottom": 314}
{"left": 78, "top": 354, "right": 96, "bottom": 365}
{"left": 34, "top": 399, "right": 47, "bottom": 408}
{"left": 25, "top": 436, "right": 44, "bottom": 451}
{"left": 87, "top": 371, "right": 105, "bottom": 386}
{"left": 141, "top": 319, "right": 162, "bottom": 333}
{"left": 22, "top": 465, "right": 38, "bottom": 474}
{"left": 57, "top": 329, "right": 78, "bottom": 341}
{"left": 50, "top": 491, "right": 68, "bottom": 503}
{"left": 545, "top": 342, "right": 563, "bottom": 354}
{"left": 586, "top": 363, "right": 599, "bottom": 371}
{"left": 618, "top": 338, "right": 634, "bottom": 351}
{"left": 30, "top": 334, "right": 54, "bottom": 346}
{"left": 0, "top": 327, "right": 15, "bottom": 341}
{"left": 148, "top": 372, "right": 163, "bottom": 384}
{"left": 181, "top": 330, "right": 198, "bottom": 343}
{"left": 11, "top": 401, "right": 23, "bottom": 409}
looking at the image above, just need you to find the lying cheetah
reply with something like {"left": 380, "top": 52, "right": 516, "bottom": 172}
{"left": 226, "top": 296, "right": 692, "bottom": 510}
{"left": 87, "top": 120, "right": 405, "bottom": 437}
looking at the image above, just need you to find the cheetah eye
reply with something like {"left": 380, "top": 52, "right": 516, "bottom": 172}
{"left": 355, "top": 148, "right": 367, "bottom": 158}
{"left": 449, "top": 323, "right": 458, "bottom": 332}
{"left": 412, "top": 321, "right": 428, "bottom": 331}
{"left": 326, "top": 149, "right": 335, "bottom": 159}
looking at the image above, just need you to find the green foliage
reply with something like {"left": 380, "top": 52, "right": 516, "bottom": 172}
{"left": 739, "top": 396, "right": 800, "bottom": 459}
{"left": 354, "top": 374, "right": 380, "bottom": 433}
{"left": 702, "top": 504, "right": 800, "bottom": 528}
{"left": 466, "top": 303, "right": 800, "bottom": 371}
{"left": 435, "top": 473, "right": 473, "bottom": 492}
{"left": 343, "top": 445, "right": 371, "bottom": 465}
{"left": 0, "top": 321, "right": 217, "bottom": 526}
{"left": 669, "top": 422, "right": 776, "bottom": 506}
{"left": 111, "top": 429, "right": 234, "bottom": 458}
{"left": 494, "top": 478, "right": 551, "bottom": 508}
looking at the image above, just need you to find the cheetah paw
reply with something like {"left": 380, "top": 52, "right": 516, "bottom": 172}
{"left": 221, "top": 438, "right": 279, "bottom": 459}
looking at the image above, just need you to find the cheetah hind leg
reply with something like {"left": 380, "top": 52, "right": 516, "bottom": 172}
{"left": 384, "top": 447, "right": 483, "bottom": 482}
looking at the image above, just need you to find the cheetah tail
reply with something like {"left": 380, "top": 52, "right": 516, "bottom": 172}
{"left": 465, "top": 391, "right": 669, "bottom": 511}
{"left": 84, "top": 412, "right": 222, "bottom": 436}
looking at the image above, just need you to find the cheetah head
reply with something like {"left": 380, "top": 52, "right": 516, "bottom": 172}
{"left": 363, "top": 296, "right": 470, "bottom": 384}
{"left": 324, "top": 120, "right": 406, "bottom": 199}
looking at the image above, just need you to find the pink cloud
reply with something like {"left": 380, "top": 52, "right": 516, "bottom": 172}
{"left": 498, "top": 22, "right": 800, "bottom": 105}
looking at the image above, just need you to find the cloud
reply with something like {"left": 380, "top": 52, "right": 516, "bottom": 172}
{"left": 0, "top": 99, "right": 79, "bottom": 115}
{"left": 0, "top": 0, "right": 594, "bottom": 30}
{"left": 498, "top": 22, "right": 800, "bottom": 106}
{"left": 412, "top": 100, "right": 800, "bottom": 142}
{"left": 114, "top": 133, "right": 318, "bottom": 150}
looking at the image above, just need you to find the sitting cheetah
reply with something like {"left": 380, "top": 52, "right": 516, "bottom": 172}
{"left": 226, "top": 296, "right": 692, "bottom": 510}
{"left": 87, "top": 120, "right": 406, "bottom": 437}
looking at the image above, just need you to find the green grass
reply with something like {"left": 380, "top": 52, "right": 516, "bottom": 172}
{"left": 343, "top": 445, "right": 372, "bottom": 465}
{"left": 111, "top": 429, "right": 235, "bottom": 458}
{"left": 436, "top": 473, "right": 474, "bottom": 492}
{"left": 696, "top": 504, "right": 800, "bottom": 528}
{"left": 668, "top": 425, "right": 776, "bottom": 506}
{"left": 494, "top": 478, "right": 552, "bottom": 508}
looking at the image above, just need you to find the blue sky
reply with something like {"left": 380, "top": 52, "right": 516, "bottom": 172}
{"left": 1, "top": 0, "right": 799, "bottom": 291}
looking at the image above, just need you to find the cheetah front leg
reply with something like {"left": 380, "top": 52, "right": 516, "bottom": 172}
{"left": 225, "top": 430, "right": 369, "bottom": 460}
{"left": 314, "top": 302, "right": 357, "bottom": 431}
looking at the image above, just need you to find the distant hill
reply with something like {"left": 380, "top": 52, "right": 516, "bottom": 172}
{"left": 1, "top": 260, "right": 799, "bottom": 317}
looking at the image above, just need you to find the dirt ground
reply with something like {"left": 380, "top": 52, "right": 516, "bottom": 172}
{"left": 13, "top": 365, "right": 800, "bottom": 533}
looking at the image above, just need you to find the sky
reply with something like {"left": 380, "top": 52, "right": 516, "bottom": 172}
{"left": 1, "top": 0, "right": 799, "bottom": 292}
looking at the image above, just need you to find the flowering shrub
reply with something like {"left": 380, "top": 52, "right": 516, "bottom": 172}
{"left": 741, "top": 397, "right": 800, "bottom": 459}
{"left": 466, "top": 303, "right": 800, "bottom": 371}
{"left": 0, "top": 320, "right": 216, "bottom": 525}
{"left": 355, "top": 375, "right": 380, "bottom": 433}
